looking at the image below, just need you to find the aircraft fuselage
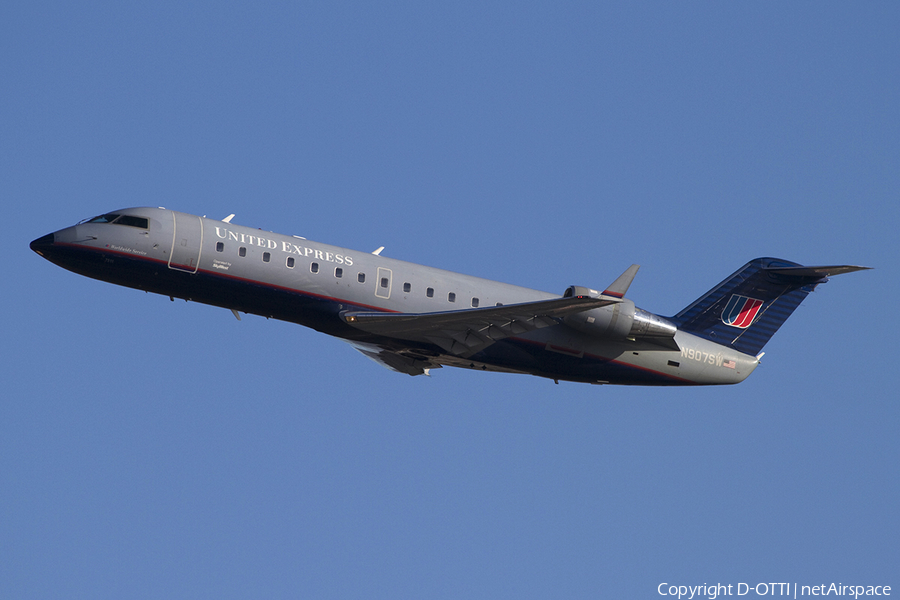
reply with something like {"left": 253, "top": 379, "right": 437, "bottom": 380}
{"left": 31, "top": 207, "right": 769, "bottom": 385}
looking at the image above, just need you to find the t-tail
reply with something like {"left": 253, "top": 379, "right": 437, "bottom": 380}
{"left": 670, "top": 258, "right": 870, "bottom": 356}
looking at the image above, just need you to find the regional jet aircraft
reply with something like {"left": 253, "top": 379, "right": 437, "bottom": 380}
{"left": 31, "top": 208, "right": 869, "bottom": 385}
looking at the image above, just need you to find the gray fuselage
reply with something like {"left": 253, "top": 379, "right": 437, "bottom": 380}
{"left": 31, "top": 207, "right": 760, "bottom": 385}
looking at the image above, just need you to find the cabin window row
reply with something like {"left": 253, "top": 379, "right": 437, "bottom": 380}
{"left": 217, "top": 242, "right": 367, "bottom": 281}
{"left": 418, "top": 286, "right": 480, "bottom": 307}
{"left": 215, "top": 242, "right": 486, "bottom": 306}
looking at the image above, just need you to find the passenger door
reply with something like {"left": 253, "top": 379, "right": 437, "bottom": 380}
{"left": 168, "top": 212, "right": 203, "bottom": 273}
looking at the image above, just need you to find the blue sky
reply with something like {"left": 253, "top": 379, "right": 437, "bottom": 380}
{"left": 2, "top": 2, "right": 897, "bottom": 598}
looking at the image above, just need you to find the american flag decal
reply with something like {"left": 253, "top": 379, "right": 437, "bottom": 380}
{"left": 721, "top": 294, "right": 764, "bottom": 329}
{"left": 723, "top": 360, "right": 736, "bottom": 369}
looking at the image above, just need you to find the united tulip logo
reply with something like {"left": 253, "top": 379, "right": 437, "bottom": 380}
{"left": 721, "top": 294, "right": 763, "bottom": 328}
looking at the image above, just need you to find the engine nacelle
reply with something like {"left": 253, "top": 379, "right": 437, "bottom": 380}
{"left": 629, "top": 307, "right": 678, "bottom": 339}
{"left": 562, "top": 285, "right": 678, "bottom": 342}
{"left": 563, "top": 285, "right": 635, "bottom": 338}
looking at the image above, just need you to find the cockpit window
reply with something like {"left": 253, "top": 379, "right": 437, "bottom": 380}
{"left": 82, "top": 213, "right": 148, "bottom": 229}
{"left": 85, "top": 213, "right": 120, "bottom": 224}
{"left": 116, "top": 215, "right": 149, "bottom": 229}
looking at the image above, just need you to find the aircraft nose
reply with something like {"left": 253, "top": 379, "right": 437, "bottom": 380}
{"left": 30, "top": 233, "right": 56, "bottom": 256}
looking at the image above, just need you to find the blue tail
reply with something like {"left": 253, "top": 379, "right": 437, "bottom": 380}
{"left": 670, "top": 258, "right": 868, "bottom": 356}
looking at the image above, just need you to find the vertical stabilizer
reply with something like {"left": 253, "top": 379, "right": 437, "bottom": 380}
{"left": 671, "top": 258, "right": 869, "bottom": 355}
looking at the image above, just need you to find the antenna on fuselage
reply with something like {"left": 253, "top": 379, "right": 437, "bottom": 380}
{"left": 222, "top": 214, "right": 235, "bottom": 223}
{"left": 372, "top": 246, "right": 384, "bottom": 256}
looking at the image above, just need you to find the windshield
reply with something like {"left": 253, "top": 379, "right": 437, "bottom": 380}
{"left": 83, "top": 213, "right": 120, "bottom": 224}
{"left": 79, "top": 213, "right": 149, "bottom": 229}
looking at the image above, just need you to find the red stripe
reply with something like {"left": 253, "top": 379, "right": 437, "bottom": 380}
{"left": 735, "top": 298, "right": 762, "bottom": 328}
{"left": 514, "top": 337, "right": 695, "bottom": 383}
{"left": 54, "top": 242, "right": 398, "bottom": 313}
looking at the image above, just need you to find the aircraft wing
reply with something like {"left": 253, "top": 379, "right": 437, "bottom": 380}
{"left": 345, "top": 340, "right": 439, "bottom": 376}
{"left": 341, "top": 294, "right": 621, "bottom": 357}
{"left": 344, "top": 340, "right": 535, "bottom": 377}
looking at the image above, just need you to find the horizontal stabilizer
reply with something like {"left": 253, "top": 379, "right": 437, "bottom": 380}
{"left": 764, "top": 264, "right": 871, "bottom": 279}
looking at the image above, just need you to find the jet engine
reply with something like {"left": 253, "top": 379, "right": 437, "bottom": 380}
{"left": 562, "top": 285, "right": 678, "bottom": 347}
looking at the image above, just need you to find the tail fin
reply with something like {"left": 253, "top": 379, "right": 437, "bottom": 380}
{"left": 670, "top": 258, "right": 870, "bottom": 355}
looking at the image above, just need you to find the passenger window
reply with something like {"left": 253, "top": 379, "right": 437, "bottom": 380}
{"left": 448, "top": 292, "right": 456, "bottom": 303}
{"left": 358, "top": 273, "right": 366, "bottom": 283}
{"left": 311, "top": 262, "right": 319, "bottom": 273}
{"left": 216, "top": 242, "right": 224, "bottom": 252}
{"left": 471, "top": 297, "right": 479, "bottom": 307}
{"left": 263, "top": 252, "right": 271, "bottom": 263}
{"left": 426, "top": 287, "right": 434, "bottom": 298}
{"left": 403, "top": 282, "right": 411, "bottom": 293}
{"left": 286, "top": 257, "right": 295, "bottom": 268}
{"left": 239, "top": 247, "right": 247, "bottom": 257}
{"left": 381, "top": 277, "right": 389, "bottom": 289}
{"left": 335, "top": 267, "right": 343, "bottom": 278}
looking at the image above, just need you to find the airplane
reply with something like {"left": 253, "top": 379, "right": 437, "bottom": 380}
{"left": 30, "top": 207, "right": 869, "bottom": 386}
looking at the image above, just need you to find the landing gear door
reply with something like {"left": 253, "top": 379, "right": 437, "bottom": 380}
{"left": 168, "top": 212, "right": 203, "bottom": 273}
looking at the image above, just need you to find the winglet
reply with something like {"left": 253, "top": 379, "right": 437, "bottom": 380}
{"left": 603, "top": 265, "right": 640, "bottom": 299}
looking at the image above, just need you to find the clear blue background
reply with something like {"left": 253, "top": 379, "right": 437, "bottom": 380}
{"left": 2, "top": 2, "right": 897, "bottom": 598}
